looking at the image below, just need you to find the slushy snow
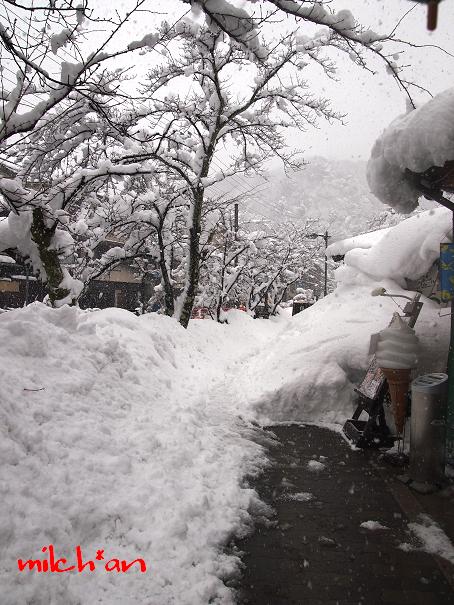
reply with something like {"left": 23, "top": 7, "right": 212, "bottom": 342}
{"left": 400, "top": 515, "right": 454, "bottom": 564}
{"left": 360, "top": 521, "right": 389, "bottom": 531}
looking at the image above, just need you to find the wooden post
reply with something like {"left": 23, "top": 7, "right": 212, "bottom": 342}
{"left": 234, "top": 203, "right": 239, "bottom": 266}
{"left": 446, "top": 210, "right": 454, "bottom": 462}
{"left": 24, "top": 262, "right": 29, "bottom": 306}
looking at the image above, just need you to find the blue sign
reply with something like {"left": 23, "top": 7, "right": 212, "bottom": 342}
{"left": 440, "top": 243, "right": 454, "bottom": 302}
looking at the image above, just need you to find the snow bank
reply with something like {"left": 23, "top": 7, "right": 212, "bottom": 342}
{"left": 240, "top": 282, "right": 402, "bottom": 424}
{"left": 0, "top": 304, "right": 267, "bottom": 605}
{"left": 241, "top": 210, "right": 450, "bottom": 425}
{"left": 367, "top": 88, "right": 454, "bottom": 213}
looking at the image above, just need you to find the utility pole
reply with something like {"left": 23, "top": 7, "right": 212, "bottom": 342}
{"left": 234, "top": 203, "right": 239, "bottom": 267}
{"left": 307, "top": 230, "right": 330, "bottom": 297}
{"left": 323, "top": 230, "right": 329, "bottom": 297}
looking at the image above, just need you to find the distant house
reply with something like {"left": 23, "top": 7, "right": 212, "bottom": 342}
{"left": 0, "top": 243, "right": 157, "bottom": 312}
{"left": 0, "top": 162, "right": 157, "bottom": 311}
{"left": 78, "top": 238, "right": 156, "bottom": 311}
{"left": 0, "top": 253, "right": 42, "bottom": 306}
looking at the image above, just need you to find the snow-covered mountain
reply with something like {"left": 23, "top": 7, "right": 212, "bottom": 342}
{"left": 245, "top": 157, "right": 391, "bottom": 238}
{"left": 214, "top": 157, "right": 417, "bottom": 240}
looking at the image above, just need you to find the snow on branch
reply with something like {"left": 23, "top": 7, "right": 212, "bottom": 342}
{"left": 0, "top": 1, "right": 170, "bottom": 144}
{"left": 188, "top": 0, "right": 420, "bottom": 104}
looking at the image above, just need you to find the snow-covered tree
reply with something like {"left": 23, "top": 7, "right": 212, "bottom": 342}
{"left": 187, "top": 0, "right": 423, "bottom": 107}
{"left": 196, "top": 200, "right": 258, "bottom": 321}
{"left": 196, "top": 212, "right": 322, "bottom": 319}
{"left": 127, "top": 22, "right": 344, "bottom": 326}
{"left": 0, "top": 2, "right": 172, "bottom": 305}
{"left": 243, "top": 221, "right": 322, "bottom": 316}
{"left": 0, "top": 99, "right": 162, "bottom": 305}
{"left": 0, "top": 1, "right": 437, "bottom": 317}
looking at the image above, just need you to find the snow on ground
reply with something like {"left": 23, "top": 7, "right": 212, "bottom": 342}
{"left": 0, "top": 305, "right": 272, "bottom": 605}
{"left": 232, "top": 208, "right": 450, "bottom": 425}
{"left": 0, "top": 208, "right": 451, "bottom": 603}
{"left": 360, "top": 521, "right": 389, "bottom": 531}
{"left": 307, "top": 460, "right": 326, "bottom": 472}
{"left": 400, "top": 515, "right": 454, "bottom": 564}
{"left": 286, "top": 492, "right": 313, "bottom": 502}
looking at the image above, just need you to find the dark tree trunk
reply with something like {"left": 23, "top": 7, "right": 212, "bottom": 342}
{"left": 178, "top": 189, "right": 203, "bottom": 329}
{"left": 157, "top": 228, "right": 175, "bottom": 316}
{"left": 30, "top": 208, "right": 72, "bottom": 307}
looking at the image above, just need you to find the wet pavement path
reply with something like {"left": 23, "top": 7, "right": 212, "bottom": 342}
{"left": 235, "top": 424, "right": 454, "bottom": 605}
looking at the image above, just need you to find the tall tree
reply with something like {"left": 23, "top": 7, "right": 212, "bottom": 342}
{"left": 132, "top": 24, "right": 341, "bottom": 326}
{"left": 0, "top": 2, "right": 172, "bottom": 305}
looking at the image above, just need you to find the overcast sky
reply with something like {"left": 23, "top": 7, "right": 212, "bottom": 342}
{"left": 42, "top": 0, "right": 452, "bottom": 166}
{"left": 291, "top": 0, "right": 454, "bottom": 161}
{"left": 98, "top": 0, "right": 454, "bottom": 163}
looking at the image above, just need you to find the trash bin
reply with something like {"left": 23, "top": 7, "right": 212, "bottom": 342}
{"left": 409, "top": 373, "right": 448, "bottom": 491}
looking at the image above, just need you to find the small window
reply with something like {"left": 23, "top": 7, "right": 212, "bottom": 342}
{"left": 114, "top": 289, "right": 127, "bottom": 308}
{"left": 0, "top": 280, "right": 19, "bottom": 292}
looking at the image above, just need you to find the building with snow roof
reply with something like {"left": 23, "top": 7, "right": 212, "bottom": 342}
{"left": 326, "top": 214, "right": 450, "bottom": 301}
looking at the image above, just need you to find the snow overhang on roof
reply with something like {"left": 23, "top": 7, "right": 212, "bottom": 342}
{"left": 0, "top": 254, "right": 15, "bottom": 264}
{"left": 326, "top": 227, "right": 392, "bottom": 259}
{"left": 367, "top": 87, "right": 454, "bottom": 214}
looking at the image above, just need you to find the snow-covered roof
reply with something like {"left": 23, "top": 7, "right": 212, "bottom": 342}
{"left": 367, "top": 87, "right": 454, "bottom": 214}
{"left": 341, "top": 208, "right": 451, "bottom": 285}
{"left": 326, "top": 227, "right": 391, "bottom": 258}
{"left": 0, "top": 254, "right": 15, "bottom": 264}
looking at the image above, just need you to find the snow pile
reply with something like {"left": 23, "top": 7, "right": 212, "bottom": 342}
{"left": 400, "top": 515, "right": 454, "bottom": 564}
{"left": 360, "top": 521, "right": 389, "bottom": 531}
{"left": 240, "top": 209, "right": 450, "bottom": 425}
{"left": 367, "top": 88, "right": 454, "bottom": 213}
{"left": 0, "top": 304, "right": 267, "bottom": 605}
{"left": 242, "top": 284, "right": 401, "bottom": 424}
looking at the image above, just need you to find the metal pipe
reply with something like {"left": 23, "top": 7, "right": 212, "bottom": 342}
{"left": 446, "top": 211, "right": 454, "bottom": 462}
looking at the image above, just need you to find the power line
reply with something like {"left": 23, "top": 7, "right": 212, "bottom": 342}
{"left": 0, "top": 0, "right": 80, "bottom": 66}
